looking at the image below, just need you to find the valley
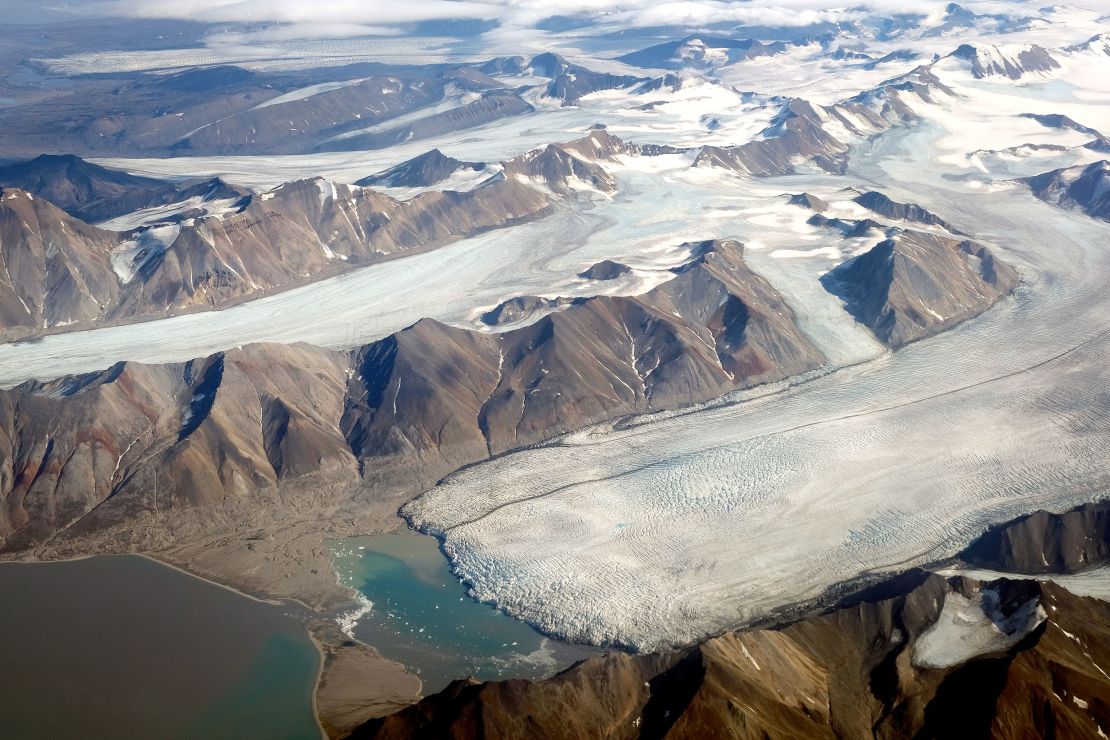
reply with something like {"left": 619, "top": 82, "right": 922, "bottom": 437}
{"left": 3, "top": 3, "right": 1110, "bottom": 737}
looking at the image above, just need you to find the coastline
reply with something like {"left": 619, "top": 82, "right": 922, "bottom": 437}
{"left": 137, "top": 551, "right": 423, "bottom": 737}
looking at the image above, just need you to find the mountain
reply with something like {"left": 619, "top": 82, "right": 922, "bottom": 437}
{"left": 853, "top": 190, "right": 968, "bottom": 234}
{"left": 922, "top": 3, "right": 1041, "bottom": 37}
{"left": 847, "top": 66, "right": 955, "bottom": 123}
{"left": 0, "top": 239, "right": 825, "bottom": 551}
{"left": 525, "top": 52, "right": 571, "bottom": 78}
{"left": 822, "top": 230, "right": 1019, "bottom": 346}
{"left": 0, "top": 154, "right": 248, "bottom": 223}
{"left": 0, "top": 343, "right": 358, "bottom": 553}
{"left": 0, "top": 142, "right": 617, "bottom": 334}
{"left": 692, "top": 99, "right": 868, "bottom": 176}
{"left": 943, "top": 43, "right": 1060, "bottom": 79}
{"left": 354, "top": 149, "right": 485, "bottom": 188}
{"left": 1066, "top": 33, "right": 1110, "bottom": 57}
{"left": 352, "top": 574, "right": 1110, "bottom": 739}
{"left": 788, "top": 192, "right": 830, "bottom": 212}
{"left": 477, "top": 52, "right": 647, "bottom": 105}
{"left": 960, "top": 499, "right": 1110, "bottom": 574}
{"left": 347, "top": 239, "right": 826, "bottom": 490}
{"left": 174, "top": 72, "right": 481, "bottom": 155}
{"left": 108, "top": 173, "right": 552, "bottom": 320}
{"left": 685, "top": 73, "right": 960, "bottom": 178}
{"left": 578, "top": 259, "right": 631, "bottom": 280}
{"left": 0, "top": 132, "right": 658, "bottom": 337}
{"left": 502, "top": 143, "right": 616, "bottom": 193}
{"left": 1024, "top": 161, "right": 1110, "bottom": 220}
{"left": 0, "top": 188, "right": 120, "bottom": 335}
{"left": 545, "top": 71, "right": 646, "bottom": 105}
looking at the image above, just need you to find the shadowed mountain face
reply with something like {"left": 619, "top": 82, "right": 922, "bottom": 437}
{"left": 852, "top": 190, "right": 967, "bottom": 235}
{"left": 1025, "top": 161, "right": 1110, "bottom": 221}
{"left": 821, "top": 230, "right": 1019, "bottom": 347}
{"left": 351, "top": 503, "right": 1110, "bottom": 740}
{"left": 960, "top": 500, "right": 1110, "bottom": 574}
{"left": 0, "top": 155, "right": 248, "bottom": 222}
{"left": 0, "top": 240, "right": 824, "bottom": 551}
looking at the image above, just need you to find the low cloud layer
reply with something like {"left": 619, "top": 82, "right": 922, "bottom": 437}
{"left": 85, "top": 0, "right": 972, "bottom": 39}
{"left": 88, "top": 0, "right": 945, "bottom": 32}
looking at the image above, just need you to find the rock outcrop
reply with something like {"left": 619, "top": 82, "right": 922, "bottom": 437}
{"left": 578, "top": 260, "right": 632, "bottom": 280}
{"left": 479, "top": 295, "right": 579, "bottom": 326}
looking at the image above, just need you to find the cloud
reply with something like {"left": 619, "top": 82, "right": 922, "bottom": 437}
{"left": 92, "top": 0, "right": 502, "bottom": 25}
{"left": 80, "top": 0, "right": 1020, "bottom": 42}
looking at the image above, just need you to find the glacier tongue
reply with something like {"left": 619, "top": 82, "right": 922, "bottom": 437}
{"left": 404, "top": 125, "right": 1110, "bottom": 651}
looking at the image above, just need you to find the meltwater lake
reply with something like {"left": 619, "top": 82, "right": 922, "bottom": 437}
{"left": 331, "top": 530, "right": 601, "bottom": 693}
{"left": 0, "top": 555, "right": 321, "bottom": 740}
